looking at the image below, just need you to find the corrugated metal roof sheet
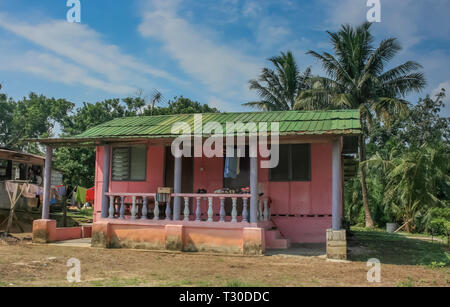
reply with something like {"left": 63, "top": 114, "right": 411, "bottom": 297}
{"left": 38, "top": 110, "right": 361, "bottom": 143}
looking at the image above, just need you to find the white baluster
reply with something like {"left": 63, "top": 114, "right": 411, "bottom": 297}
{"left": 119, "top": 196, "right": 125, "bottom": 219}
{"left": 219, "top": 198, "right": 225, "bottom": 222}
{"left": 108, "top": 196, "right": 115, "bottom": 219}
{"left": 196, "top": 197, "right": 201, "bottom": 221}
{"left": 263, "top": 199, "right": 269, "bottom": 221}
{"left": 142, "top": 197, "right": 148, "bottom": 220}
{"left": 165, "top": 197, "right": 172, "bottom": 220}
{"left": 154, "top": 200, "right": 160, "bottom": 220}
{"left": 131, "top": 196, "right": 137, "bottom": 220}
{"left": 207, "top": 197, "right": 213, "bottom": 222}
{"left": 231, "top": 198, "right": 237, "bottom": 223}
{"left": 242, "top": 198, "right": 249, "bottom": 222}
{"left": 184, "top": 197, "right": 190, "bottom": 221}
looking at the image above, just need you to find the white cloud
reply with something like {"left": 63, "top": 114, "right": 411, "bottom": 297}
{"left": 255, "top": 18, "right": 291, "bottom": 49}
{"left": 0, "top": 12, "right": 180, "bottom": 94}
{"left": 324, "top": 0, "right": 450, "bottom": 49}
{"left": 138, "top": 0, "right": 261, "bottom": 97}
{"left": 0, "top": 51, "right": 135, "bottom": 95}
{"left": 208, "top": 96, "right": 236, "bottom": 112}
{"left": 243, "top": 1, "right": 263, "bottom": 17}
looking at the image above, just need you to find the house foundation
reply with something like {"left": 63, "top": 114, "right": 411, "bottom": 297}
{"left": 91, "top": 219, "right": 265, "bottom": 255}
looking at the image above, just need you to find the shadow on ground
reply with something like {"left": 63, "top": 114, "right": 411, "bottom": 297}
{"left": 348, "top": 229, "right": 450, "bottom": 266}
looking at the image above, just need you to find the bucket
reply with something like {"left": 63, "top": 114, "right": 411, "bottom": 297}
{"left": 386, "top": 223, "right": 397, "bottom": 233}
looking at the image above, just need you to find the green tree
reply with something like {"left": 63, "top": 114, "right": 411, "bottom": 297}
{"left": 2, "top": 92, "right": 74, "bottom": 152}
{"left": 243, "top": 51, "right": 312, "bottom": 111}
{"left": 147, "top": 96, "right": 219, "bottom": 115}
{"left": 296, "top": 23, "right": 426, "bottom": 227}
{"left": 368, "top": 143, "right": 449, "bottom": 232}
{"left": 401, "top": 89, "right": 449, "bottom": 148}
{"left": 0, "top": 88, "right": 15, "bottom": 148}
{"left": 55, "top": 99, "right": 128, "bottom": 187}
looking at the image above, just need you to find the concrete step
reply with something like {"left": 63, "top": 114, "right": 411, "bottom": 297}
{"left": 265, "top": 229, "right": 290, "bottom": 249}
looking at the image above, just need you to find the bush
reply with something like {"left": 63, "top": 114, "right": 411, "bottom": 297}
{"left": 429, "top": 218, "right": 450, "bottom": 236}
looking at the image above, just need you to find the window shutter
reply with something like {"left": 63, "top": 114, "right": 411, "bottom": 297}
{"left": 269, "top": 144, "right": 290, "bottom": 181}
{"left": 291, "top": 144, "right": 311, "bottom": 181}
{"left": 130, "top": 146, "right": 147, "bottom": 181}
{"left": 112, "top": 148, "right": 130, "bottom": 181}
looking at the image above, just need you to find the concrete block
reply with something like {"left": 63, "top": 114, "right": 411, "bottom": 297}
{"left": 326, "top": 229, "right": 347, "bottom": 260}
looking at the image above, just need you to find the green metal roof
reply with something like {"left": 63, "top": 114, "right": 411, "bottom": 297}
{"left": 33, "top": 110, "right": 361, "bottom": 145}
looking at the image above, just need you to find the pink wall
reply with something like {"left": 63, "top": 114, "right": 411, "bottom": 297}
{"left": 260, "top": 143, "right": 333, "bottom": 216}
{"left": 94, "top": 141, "right": 336, "bottom": 242}
{"left": 193, "top": 156, "right": 224, "bottom": 215}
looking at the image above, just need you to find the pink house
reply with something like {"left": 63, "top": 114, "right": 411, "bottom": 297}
{"left": 31, "top": 110, "right": 360, "bottom": 255}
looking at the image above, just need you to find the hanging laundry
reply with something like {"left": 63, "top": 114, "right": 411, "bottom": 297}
{"left": 55, "top": 185, "right": 67, "bottom": 198}
{"left": 5, "top": 181, "right": 18, "bottom": 194}
{"left": 86, "top": 187, "right": 95, "bottom": 203}
{"left": 22, "top": 183, "right": 39, "bottom": 199}
{"left": 75, "top": 186, "right": 87, "bottom": 204}
{"left": 224, "top": 148, "right": 240, "bottom": 179}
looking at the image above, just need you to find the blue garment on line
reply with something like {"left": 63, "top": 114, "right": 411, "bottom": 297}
{"left": 224, "top": 150, "right": 239, "bottom": 179}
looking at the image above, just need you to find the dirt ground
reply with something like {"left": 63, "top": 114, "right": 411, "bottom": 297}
{"left": 0, "top": 235, "right": 448, "bottom": 287}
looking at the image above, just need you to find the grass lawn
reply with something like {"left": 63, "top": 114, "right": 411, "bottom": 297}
{"left": 0, "top": 228, "right": 448, "bottom": 287}
{"left": 349, "top": 227, "right": 450, "bottom": 268}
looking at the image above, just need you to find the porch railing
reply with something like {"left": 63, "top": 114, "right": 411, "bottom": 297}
{"left": 104, "top": 192, "right": 270, "bottom": 223}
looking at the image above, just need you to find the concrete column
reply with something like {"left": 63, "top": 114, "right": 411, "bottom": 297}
{"left": 332, "top": 139, "right": 342, "bottom": 230}
{"left": 101, "top": 145, "right": 111, "bottom": 218}
{"left": 173, "top": 156, "right": 182, "bottom": 220}
{"left": 42, "top": 146, "right": 53, "bottom": 220}
{"left": 250, "top": 156, "right": 258, "bottom": 223}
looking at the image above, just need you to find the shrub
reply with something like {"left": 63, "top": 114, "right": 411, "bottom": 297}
{"left": 429, "top": 218, "right": 450, "bottom": 236}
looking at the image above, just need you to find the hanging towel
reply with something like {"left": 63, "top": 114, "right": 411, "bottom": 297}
{"left": 75, "top": 187, "right": 87, "bottom": 204}
{"left": 86, "top": 187, "right": 95, "bottom": 203}
{"left": 224, "top": 149, "right": 239, "bottom": 179}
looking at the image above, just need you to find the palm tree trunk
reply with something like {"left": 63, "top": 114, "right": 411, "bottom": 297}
{"left": 359, "top": 133, "right": 375, "bottom": 228}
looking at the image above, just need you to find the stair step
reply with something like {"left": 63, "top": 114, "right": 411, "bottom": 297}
{"left": 265, "top": 229, "right": 290, "bottom": 249}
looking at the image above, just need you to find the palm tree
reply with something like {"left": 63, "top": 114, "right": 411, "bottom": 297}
{"left": 296, "top": 23, "right": 426, "bottom": 227}
{"left": 243, "top": 51, "right": 311, "bottom": 111}
{"left": 367, "top": 144, "right": 449, "bottom": 232}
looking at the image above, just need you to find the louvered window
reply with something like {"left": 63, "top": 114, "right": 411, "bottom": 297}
{"left": 111, "top": 146, "right": 147, "bottom": 181}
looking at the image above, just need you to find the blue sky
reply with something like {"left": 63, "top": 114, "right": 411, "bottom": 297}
{"left": 0, "top": 0, "right": 449, "bottom": 116}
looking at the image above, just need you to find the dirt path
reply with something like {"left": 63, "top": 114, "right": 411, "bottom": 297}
{"left": 0, "top": 241, "right": 448, "bottom": 287}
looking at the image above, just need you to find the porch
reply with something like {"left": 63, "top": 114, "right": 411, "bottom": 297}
{"left": 94, "top": 192, "right": 270, "bottom": 255}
